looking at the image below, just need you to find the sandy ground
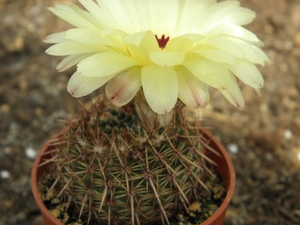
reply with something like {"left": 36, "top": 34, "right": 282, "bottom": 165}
{"left": 1, "top": 0, "right": 300, "bottom": 225}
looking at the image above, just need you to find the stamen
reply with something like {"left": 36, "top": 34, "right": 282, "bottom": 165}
{"left": 155, "top": 34, "right": 170, "bottom": 49}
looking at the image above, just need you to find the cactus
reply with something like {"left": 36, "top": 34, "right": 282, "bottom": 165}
{"left": 42, "top": 98, "right": 224, "bottom": 225}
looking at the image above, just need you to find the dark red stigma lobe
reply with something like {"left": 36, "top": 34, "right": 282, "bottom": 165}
{"left": 155, "top": 34, "right": 170, "bottom": 49}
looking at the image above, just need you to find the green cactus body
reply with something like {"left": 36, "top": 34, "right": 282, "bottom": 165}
{"left": 45, "top": 100, "right": 224, "bottom": 225}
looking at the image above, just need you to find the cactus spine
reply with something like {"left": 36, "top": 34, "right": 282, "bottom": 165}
{"left": 44, "top": 99, "right": 223, "bottom": 225}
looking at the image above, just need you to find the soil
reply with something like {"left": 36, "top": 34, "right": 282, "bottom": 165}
{"left": 0, "top": 0, "right": 300, "bottom": 225}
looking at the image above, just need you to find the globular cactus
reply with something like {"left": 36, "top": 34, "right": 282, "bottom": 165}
{"left": 44, "top": 99, "right": 224, "bottom": 225}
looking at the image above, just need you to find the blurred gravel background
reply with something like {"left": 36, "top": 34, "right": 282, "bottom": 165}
{"left": 1, "top": 0, "right": 300, "bottom": 224}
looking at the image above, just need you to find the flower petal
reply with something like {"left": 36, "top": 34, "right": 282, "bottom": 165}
{"left": 141, "top": 65, "right": 178, "bottom": 114}
{"left": 174, "top": 0, "right": 215, "bottom": 36}
{"left": 149, "top": 51, "right": 185, "bottom": 67}
{"left": 67, "top": 72, "right": 115, "bottom": 97}
{"left": 207, "top": 23, "right": 262, "bottom": 45}
{"left": 100, "top": 28, "right": 128, "bottom": 37}
{"left": 251, "top": 45, "right": 271, "bottom": 65}
{"left": 199, "top": 1, "right": 255, "bottom": 34}
{"left": 184, "top": 59, "right": 232, "bottom": 89}
{"left": 218, "top": 75, "right": 244, "bottom": 107}
{"left": 192, "top": 48, "right": 237, "bottom": 65}
{"left": 64, "top": 28, "right": 129, "bottom": 56}
{"left": 56, "top": 53, "right": 93, "bottom": 72}
{"left": 106, "top": 67, "right": 142, "bottom": 106}
{"left": 95, "top": 0, "right": 146, "bottom": 34}
{"left": 123, "top": 31, "right": 157, "bottom": 49}
{"left": 176, "top": 66, "right": 209, "bottom": 108}
{"left": 175, "top": 33, "right": 205, "bottom": 43}
{"left": 48, "top": 3, "right": 100, "bottom": 30}
{"left": 228, "top": 60, "right": 264, "bottom": 89}
{"left": 147, "top": 0, "right": 182, "bottom": 37}
{"left": 77, "top": 52, "right": 140, "bottom": 77}
{"left": 44, "top": 31, "right": 66, "bottom": 43}
{"left": 46, "top": 41, "right": 108, "bottom": 56}
{"left": 202, "top": 36, "right": 267, "bottom": 65}
{"left": 123, "top": 31, "right": 158, "bottom": 65}
{"left": 166, "top": 36, "right": 194, "bottom": 52}
{"left": 78, "top": 0, "right": 106, "bottom": 28}
{"left": 64, "top": 28, "right": 118, "bottom": 46}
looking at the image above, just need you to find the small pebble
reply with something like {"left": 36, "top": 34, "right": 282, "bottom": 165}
{"left": 0, "top": 104, "right": 10, "bottom": 114}
{"left": 265, "top": 153, "right": 273, "bottom": 162}
{"left": 25, "top": 147, "right": 37, "bottom": 160}
{"left": 284, "top": 40, "right": 293, "bottom": 50}
{"left": 227, "top": 143, "right": 239, "bottom": 154}
{"left": 4, "top": 147, "right": 12, "bottom": 155}
{"left": 284, "top": 129, "right": 293, "bottom": 139}
{"left": 42, "top": 123, "right": 50, "bottom": 132}
{"left": 0, "top": 170, "right": 10, "bottom": 179}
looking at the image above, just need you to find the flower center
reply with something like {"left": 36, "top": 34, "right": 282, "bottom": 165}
{"left": 155, "top": 34, "right": 170, "bottom": 49}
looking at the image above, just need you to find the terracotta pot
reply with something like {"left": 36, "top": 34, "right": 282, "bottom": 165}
{"left": 31, "top": 129, "right": 235, "bottom": 225}
{"left": 31, "top": 130, "right": 65, "bottom": 225}
{"left": 200, "top": 130, "right": 235, "bottom": 225}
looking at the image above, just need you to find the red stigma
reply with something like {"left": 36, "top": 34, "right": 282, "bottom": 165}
{"left": 155, "top": 34, "right": 170, "bottom": 49}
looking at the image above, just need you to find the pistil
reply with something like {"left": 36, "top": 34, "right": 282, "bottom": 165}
{"left": 155, "top": 34, "right": 170, "bottom": 49}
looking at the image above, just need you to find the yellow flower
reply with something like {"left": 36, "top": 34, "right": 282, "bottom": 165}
{"left": 45, "top": 0, "right": 270, "bottom": 114}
